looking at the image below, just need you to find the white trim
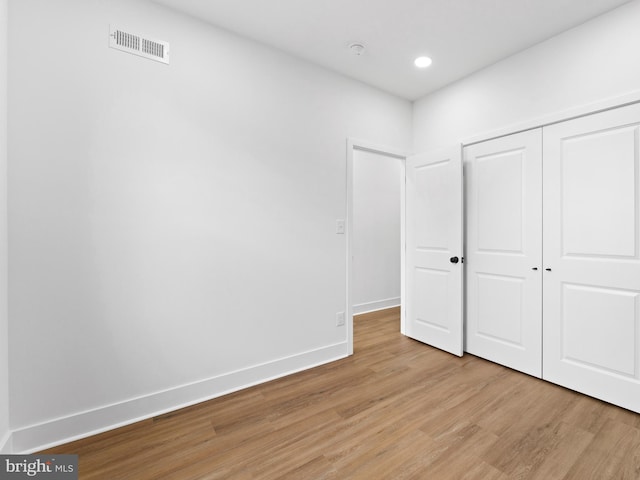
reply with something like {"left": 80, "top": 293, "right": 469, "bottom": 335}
{"left": 348, "top": 138, "right": 407, "bottom": 159}
{"left": 353, "top": 298, "right": 401, "bottom": 316}
{"left": 462, "top": 89, "right": 640, "bottom": 146}
{"left": 346, "top": 141, "right": 355, "bottom": 356}
{"left": 11, "top": 342, "right": 348, "bottom": 453}
{"left": 0, "top": 431, "right": 12, "bottom": 454}
{"left": 346, "top": 138, "right": 407, "bottom": 352}
{"left": 399, "top": 158, "right": 407, "bottom": 335}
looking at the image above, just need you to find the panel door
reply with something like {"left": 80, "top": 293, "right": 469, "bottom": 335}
{"left": 465, "top": 129, "right": 543, "bottom": 377}
{"left": 405, "top": 146, "right": 464, "bottom": 356}
{"left": 543, "top": 102, "right": 640, "bottom": 412}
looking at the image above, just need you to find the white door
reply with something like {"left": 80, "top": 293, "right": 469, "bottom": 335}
{"left": 543, "top": 103, "right": 640, "bottom": 412}
{"left": 405, "top": 146, "right": 463, "bottom": 356}
{"left": 464, "top": 129, "right": 543, "bottom": 377}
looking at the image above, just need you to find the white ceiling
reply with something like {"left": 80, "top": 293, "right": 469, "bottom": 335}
{"left": 151, "top": 0, "right": 632, "bottom": 100}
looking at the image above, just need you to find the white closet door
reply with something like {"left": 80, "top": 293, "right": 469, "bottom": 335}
{"left": 543, "top": 103, "right": 640, "bottom": 413}
{"left": 465, "top": 129, "right": 543, "bottom": 377}
{"left": 405, "top": 146, "right": 464, "bottom": 356}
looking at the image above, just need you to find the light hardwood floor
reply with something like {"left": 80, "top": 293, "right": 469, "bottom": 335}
{"left": 42, "top": 307, "right": 640, "bottom": 479}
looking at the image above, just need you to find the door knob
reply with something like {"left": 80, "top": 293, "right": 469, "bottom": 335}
{"left": 450, "top": 256, "right": 459, "bottom": 264}
{"left": 545, "top": 268, "right": 552, "bottom": 271}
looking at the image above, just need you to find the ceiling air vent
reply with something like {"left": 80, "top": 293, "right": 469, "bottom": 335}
{"left": 109, "top": 25, "right": 170, "bottom": 64}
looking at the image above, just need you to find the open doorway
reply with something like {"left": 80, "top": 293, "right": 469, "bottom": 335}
{"left": 346, "top": 140, "right": 406, "bottom": 354}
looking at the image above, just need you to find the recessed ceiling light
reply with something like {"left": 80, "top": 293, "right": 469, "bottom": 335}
{"left": 414, "top": 56, "right": 433, "bottom": 68}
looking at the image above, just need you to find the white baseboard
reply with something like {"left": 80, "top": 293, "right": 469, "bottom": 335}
{"left": 353, "top": 298, "right": 400, "bottom": 315}
{"left": 0, "top": 431, "right": 12, "bottom": 454}
{"left": 12, "top": 342, "right": 349, "bottom": 453}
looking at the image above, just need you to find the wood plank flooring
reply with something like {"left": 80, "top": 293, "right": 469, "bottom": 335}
{"left": 41, "top": 307, "right": 640, "bottom": 479}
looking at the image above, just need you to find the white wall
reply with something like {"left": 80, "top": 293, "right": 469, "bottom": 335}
{"left": 0, "top": 0, "right": 10, "bottom": 455}
{"left": 413, "top": 0, "right": 640, "bottom": 152}
{"left": 352, "top": 150, "right": 401, "bottom": 314}
{"left": 7, "top": 0, "right": 411, "bottom": 451}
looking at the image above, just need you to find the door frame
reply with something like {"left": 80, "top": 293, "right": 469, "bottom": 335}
{"left": 346, "top": 139, "right": 407, "bottom": 355}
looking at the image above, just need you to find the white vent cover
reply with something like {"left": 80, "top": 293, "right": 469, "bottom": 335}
{"left": 109, "top": 25, "right": 170, "bottom": 64}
